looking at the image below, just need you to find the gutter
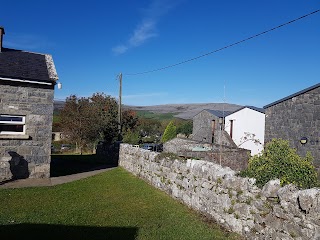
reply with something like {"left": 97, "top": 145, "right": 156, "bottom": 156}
{"left": 0, "top": 76, "right": 53, "bottom": 86}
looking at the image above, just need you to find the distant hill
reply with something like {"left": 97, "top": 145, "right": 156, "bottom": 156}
{"left": 127, "top": 103, "right": 242, "bottom": 119}
{"left": 54, "top": 101, "right": 242, "bottom": 120}
{"left": 53, "top": 100, "right": 65, "bottom": 113}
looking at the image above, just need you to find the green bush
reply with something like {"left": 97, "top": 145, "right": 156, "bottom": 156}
{"left": 122, "top": 130, "right": 140, "bottom": 145}
{"left": 161, "top": 121, "right": 177, "bottom": 143}
{"left": 240, "top": 139, "right": 318, "bottom": 189}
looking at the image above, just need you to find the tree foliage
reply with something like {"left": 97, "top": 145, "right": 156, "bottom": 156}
{"left": 176, "top": 120, "right": 193, "bottom": 137}
{"left": 60, "top": 93, "right": 118, "bottom": 153}
{"left": 240, "top": 139, "right": 318, "bottom": 189}
{"left": 137, "top": 118, "right": 162, "bottom": 138}
{"left": 122, "top": 110, "right": 139, "bottom": 133}
{"left": 161, "top": 121, "right": 177, "bottom": 143}
{"left": 122, "top": 130, "right": 140, "bottom": 145}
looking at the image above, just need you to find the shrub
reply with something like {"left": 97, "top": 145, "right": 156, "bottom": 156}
{"left": 161, "top": 121, "right": 177, "bottom": 143}
{"left": 122, "top": 130, "right": 140, "bottom": 145}
{"left": 240, "top": 138, "right": 318, "bottom": 189}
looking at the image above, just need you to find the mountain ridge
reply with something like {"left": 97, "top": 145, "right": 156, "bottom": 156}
{"left": 54, "top": 101, "right": 242, "bottom": 120}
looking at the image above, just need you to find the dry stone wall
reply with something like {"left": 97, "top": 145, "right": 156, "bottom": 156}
{"left": 119, "top": 144, "right": 320, "bottom": 239}
{"left": 163, "top": 138, "right": 249, "bottom": 171}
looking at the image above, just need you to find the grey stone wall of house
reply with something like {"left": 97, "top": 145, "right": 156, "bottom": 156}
{"left": 192, "top": 110, "right": 236, "bottom": 148}
{"left": 119, "top": 144, "right": 320, "bottom": 239}
{"left": 193, "top": 110, "right": 218, "bottom": 143}
{"left": 265, "top": 86, "right": 320, "bottom": 167}
{"left": 0, "top": 83, "right": 54, "bottom": 180}
{"left": 163, "top": 138, "right": 249, "bottom": 171}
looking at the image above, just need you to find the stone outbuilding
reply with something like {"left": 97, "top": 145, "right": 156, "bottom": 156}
{"left": 192, "top": 109, "right": 236, "bottom": 147}
{"left": 264, "top": 83, "right": 320, "bottom": 167}
{"left": 0, "top": 26, "right": 59, "bottom": 180}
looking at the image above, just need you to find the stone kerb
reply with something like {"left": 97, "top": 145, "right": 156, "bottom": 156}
{"left": 119, "top": 144, "right": 320, "bottom": 239}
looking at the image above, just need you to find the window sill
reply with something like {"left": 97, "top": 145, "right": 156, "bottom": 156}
{"left": 0, "top": 134, "right": 30, "bottom": 140}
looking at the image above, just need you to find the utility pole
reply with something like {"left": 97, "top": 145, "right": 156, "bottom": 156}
{"left": 219, "top": 83, "right": 226, "bottom": 166}
{"left": 118, "top": 73, "right": 122, "bottom": 141}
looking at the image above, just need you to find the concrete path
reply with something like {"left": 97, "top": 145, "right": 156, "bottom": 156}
{"left": 0, "top": 166, "right": 116, "bottom": 189}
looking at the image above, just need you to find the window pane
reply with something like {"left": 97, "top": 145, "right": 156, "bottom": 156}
{"left": 0, "top": 116, "right": 23, "bottom": 122}
{"left": 0, "top": 124, "right": 24, "bottom": 132}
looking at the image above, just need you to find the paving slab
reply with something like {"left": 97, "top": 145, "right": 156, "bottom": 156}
{"left": 0, "top": 167, "right": 116, "bottom": 189}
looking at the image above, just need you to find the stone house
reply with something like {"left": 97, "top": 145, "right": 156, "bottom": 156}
{"left": 192, "top": 109, "right": 236, "bottom": 147}
{"left": 0, "top": 26, "right": 59, "bottom": 180}
{"left": 264, "top": 83, "right": 320, "bottom": 167}
{"left": 225, "top": 106, "right": 265, "bottom": 155}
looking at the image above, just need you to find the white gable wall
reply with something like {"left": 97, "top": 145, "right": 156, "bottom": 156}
{"left": 225, "top": 108, "right": 265, "bottom": 155}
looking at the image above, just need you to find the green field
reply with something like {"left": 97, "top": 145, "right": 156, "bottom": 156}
{"left": 137, "top": 110, "right": 179, "bottom": 121}
{"left": 0, "top": 168, "right": 241, "bottom": 240}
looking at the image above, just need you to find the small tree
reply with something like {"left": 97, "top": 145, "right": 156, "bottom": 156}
{"left": 240, "top": 138, "right": 318, "bottom": 189}
{"left": 60, "top": 93, "right": 119, "bottom": 153}
{"left": 161, "top": 121, "right": 176, "bottom": 143}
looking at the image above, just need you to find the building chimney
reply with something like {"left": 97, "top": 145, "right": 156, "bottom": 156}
{"left": 0, "top": 26, "right": 5, "bottom": 52}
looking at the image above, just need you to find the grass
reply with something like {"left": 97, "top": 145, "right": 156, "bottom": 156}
{"left": 53, "top": 114, "right": 61, "bottom": 123}
{"left": 0, "top": 167, "right": 241, "bottom": 240}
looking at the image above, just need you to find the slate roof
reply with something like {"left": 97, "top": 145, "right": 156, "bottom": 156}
{"left": 204, "top": 109, "right": 234, "bottom": 118}
{"left": 229, "top": 106, "right": 265, "bottom": 114}
{"left": 0, "top": 47, "right": 58, "bottom": 83}
{"left": 264, "top": 83, "right": 320, "bottom": 109}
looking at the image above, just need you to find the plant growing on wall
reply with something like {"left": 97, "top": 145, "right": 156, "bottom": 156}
{"left": 238, "top": 132, "right": 262, "bottom": 147}
{"left": 161, "top": 121, "right": 177, "bottom": 143}
{"left": 240, "top": 138, "right": 318, "bottom": 189}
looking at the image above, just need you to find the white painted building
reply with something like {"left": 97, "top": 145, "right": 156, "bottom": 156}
{"left": 224, "top": 106, "right": 265, "bottom": 155}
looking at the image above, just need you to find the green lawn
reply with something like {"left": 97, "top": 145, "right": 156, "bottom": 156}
{"left": 0, "top": 168, "right": 241, "bottom": 240}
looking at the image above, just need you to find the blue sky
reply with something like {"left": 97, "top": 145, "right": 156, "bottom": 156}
{"left": 1, "top": 0, "right": 319, "bottom": 107}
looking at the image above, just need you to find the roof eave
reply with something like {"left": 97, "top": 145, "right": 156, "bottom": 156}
{"left": 0, "top": 76, "right": 54, "bottom": 86}
{"left": 264, "top": 83, "right": 320, "bottom": 109}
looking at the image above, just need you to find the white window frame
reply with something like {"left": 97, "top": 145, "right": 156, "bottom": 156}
{"left": 0, "top": 115, "right": 26, "bottom": 135}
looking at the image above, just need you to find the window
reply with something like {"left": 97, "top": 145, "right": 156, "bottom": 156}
{"left": 0, "top": 115, "right": 26, "bottom": 135}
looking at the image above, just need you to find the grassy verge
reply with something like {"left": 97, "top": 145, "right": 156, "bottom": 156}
{"left": 0, "top": 168, "right": 241, "bottom": 240}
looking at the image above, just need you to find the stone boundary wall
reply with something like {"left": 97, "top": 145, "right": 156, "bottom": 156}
{"left": 119, "top": 144, "right": 320, "bottom": 240}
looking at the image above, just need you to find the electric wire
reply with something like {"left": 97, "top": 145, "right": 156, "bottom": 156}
{"left": 124, "top": 9, "right": 320, "bottom": 76}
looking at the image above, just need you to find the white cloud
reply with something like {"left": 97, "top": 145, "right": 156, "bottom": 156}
{"left": 129, "top": 20, "right": 157, "bottom": 47}
{"left": 112, "top": 0, "right": 180, "bottom": 55}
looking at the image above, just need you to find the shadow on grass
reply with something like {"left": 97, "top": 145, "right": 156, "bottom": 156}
{"left": 0, "top": 223, "right": 138, "bottom": 240}
{"left": 50, "top": 154, "right": 118, "bottom": 177}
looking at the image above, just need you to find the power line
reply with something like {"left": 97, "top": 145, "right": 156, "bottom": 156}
{"left": 125, "top": 9, "right": 320, "bottom": 76}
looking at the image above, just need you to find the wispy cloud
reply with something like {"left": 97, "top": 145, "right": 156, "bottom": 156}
{"left": 112, "top": 0, "right": 180, "bottom": 55}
